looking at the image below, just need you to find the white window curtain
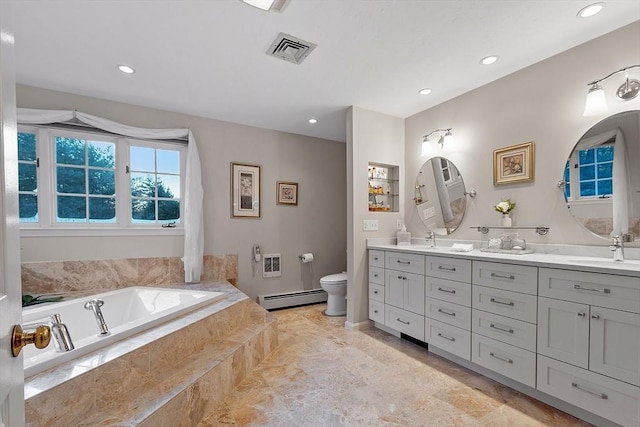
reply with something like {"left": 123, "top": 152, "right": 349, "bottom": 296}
{"left": 575, "top": 128, "right": 629, "bottom": 235}
{"left": 17, "top": 108, "right": 204, "bottom": 282}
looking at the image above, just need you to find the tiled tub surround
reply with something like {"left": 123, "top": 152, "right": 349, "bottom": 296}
{"left": 367, "top": 239, "right": 639, "bottom": 427}
{"left": 25, "top": 281, "right": 278, "bottom": 426}
{"left": 21, "top": 254, "right": 239, "bottom": 295}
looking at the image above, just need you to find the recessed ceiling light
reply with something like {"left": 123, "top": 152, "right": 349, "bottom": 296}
{"left": 241, "top": 0, "right": 290, "bottom": 12}
{"left": 117, "top": 65, "right": 135, "bottom": 74}
{"left": 308, "top": 118, "right": 318, "bottom": 124}
{"left": 480, "top": 55, "right": 499, "bottom": 65}
{"left": 418, "top": 88, "right": 432, "bottom": 95}
{"left": 577, "top": 2, "right": 605, "bottom": 18}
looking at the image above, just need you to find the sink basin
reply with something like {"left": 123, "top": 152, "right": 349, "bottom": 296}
{"left": 566, "top": 259, "right": 640, "bottom": 269}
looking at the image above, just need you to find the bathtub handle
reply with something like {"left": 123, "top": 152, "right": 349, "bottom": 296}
{"left": 11, "top": 324, "right": 51, "bottom": 357}
{"left": 84, "top": 299, "right": 111, "bottom": 337}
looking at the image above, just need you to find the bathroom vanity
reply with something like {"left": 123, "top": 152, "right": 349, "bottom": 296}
{"left": 367, "top": 243, "right": 640, "bottom": 427}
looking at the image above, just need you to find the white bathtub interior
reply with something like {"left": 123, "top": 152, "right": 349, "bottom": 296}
{"left": 22, "top": 286, "right": 225, "bottom": 377}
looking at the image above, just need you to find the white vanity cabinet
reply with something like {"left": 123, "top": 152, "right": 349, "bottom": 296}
{"left": 384, "top": 252, "right": 425, "bottom": 340}
{"left": 470, "top": 261, "right": 538, "bottom": 388}
{"left": 424, "top": 256, "right": 472, "bottom": 360}
{"left": 537, "top": 267, "right": 640, "bottom": 427}
{"left": 368, "top": 250, "right": 386, "bottom": 324}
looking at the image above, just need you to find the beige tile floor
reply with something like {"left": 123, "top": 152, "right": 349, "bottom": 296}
{"left": 201, "top": 303, "right": 592, "bottom": 427}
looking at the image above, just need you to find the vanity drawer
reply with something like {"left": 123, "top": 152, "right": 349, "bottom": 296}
{"left": 426, "top": 298, "right": 471, "bottom": 330}
{"left": 369, "top": 266, "right": 384, "bottom": 285}
{"left": 537, "top": 355, "right": 640, "bottom": 427}
{"left": 426, "top": 256, "right": 472, "bottom": 283}
{"left": 426, "top": 276, "right": 471, "bottom": 307}
{"left": 539, "top": 268, "right": 640, "bottom": 314}
{"left": 369, "top": 250, "right": 385, "bottom": 268}
{"left": 385, "top": 305, "right": 424, "bottom": 341}
{"left": 472, "top": 286, "right": 537, "bottom": 323}
{"left": 369, "top": 283, "right": 384, "bottom": 303}
{"left": 369, "top": 300, "right": 385, "bottom": 324}
{"left": 472, "top": 309, "right": 536, "bottom": 352}
{"left": 472, "top": 333, "right": 536, "bottom": 388}
{"left": 472, "top": 261, "right": 538, "bottom": 295}
{"left": 425, "top": 317, "right": 471, "bottom": 361}
{"left": 385, "top": 252, "right": 425, "bottom": 275}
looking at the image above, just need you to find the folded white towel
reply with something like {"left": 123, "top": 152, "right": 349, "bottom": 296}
{"left": 450, "top": 243, "right": 474, "bottom": 252}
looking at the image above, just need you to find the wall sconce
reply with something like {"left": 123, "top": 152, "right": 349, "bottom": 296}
{"left": 421, "top": 128, "right": 453, "bottom": 156}
{"left": 583, "top": 65, "right": 640, "bottom": 116}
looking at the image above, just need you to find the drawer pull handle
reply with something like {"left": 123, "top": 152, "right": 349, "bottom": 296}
{"left": 438, "top": 266, "right": 457, "bottom": 272}
{"left": 490, "top": 298, "right": 515, "bottom": 307}
{"left": 374, "top": 310, "right": 378, "bottom": 314}
{"left": 573, "top": 284, "right": 610, "bottom": 294}
{"left": 397, "top": 275, "right": 403, "bottom": 280}
{"left": 373, "top": 290, "right": 378, "bottom": 294}
{"left": 489, "top": 352, "right": 513, "bottom": 364}
{"left": 373, "top": 274, "right": 378, "bottom": 278}
{"left": 373, "top": 257, "right": 379, "bottom": 261}
{"left": 490, "top": 272, "right": 515, "bottom": 280}
{"left": 571, "top": 382, "right": 608, "bottom": 400}
{"left": 397, "top": 260, "right": 411, "bottom": 265}
{"left": 437, "top": 287, "right": 456, "bottom": 294}
{"left": 437, "top": 333, "right": 455, "bottom": 342}
{"left": 591, "top": 314, "right": 600, "bottom": 320}
{"left": 490, "top": 323, "right": 514, "bottom": 334}
{"left": 577, "top": 312, "right": 586, "bottom": 317}
{"left": 397, "top": 318, "right": 410, "bottom": 325}
{"left": 437, "top": 308, "right": 456, "bottom": 317}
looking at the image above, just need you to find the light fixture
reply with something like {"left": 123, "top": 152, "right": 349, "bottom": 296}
{"left": 583, "top": 65, "right": 640, "bottom": 116}
{"left": 241, "top": 0, "right": 291, "bottom": 12}
{"left": 480, "top": 55, "right": 499, "bottom": 65}
{"left": 422, "top": 128, "right": 453, "bottom": 156}
{"left": 577, "top": 2, "right": 605, "bottom": 18}
{"left": 418, "top": 88, "right": 432, "bottom": 95}
{"left": 117, "top": 64, "right": 135, "bottom": 74}
{"left": 308, "top": 118, "right": 318, "bottom": 124}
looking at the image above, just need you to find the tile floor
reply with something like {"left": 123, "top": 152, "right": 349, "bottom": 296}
{"left": 200, "top": 303, "right": 591, "bottom": 427}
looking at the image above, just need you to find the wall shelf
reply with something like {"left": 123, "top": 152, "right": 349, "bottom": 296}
{"left": 472, "top": 226, "right": 550, "bottom": 236}
{"left": 368, "top": 163, "right": 399, "bottom": 212}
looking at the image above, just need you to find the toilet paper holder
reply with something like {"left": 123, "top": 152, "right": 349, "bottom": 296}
{"left": 299, "top": 253, "right": 314, "bottom": 263}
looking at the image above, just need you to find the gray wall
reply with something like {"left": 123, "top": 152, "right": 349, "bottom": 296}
{"left": 17, "top": 85, "right": 347, "bottom": 300}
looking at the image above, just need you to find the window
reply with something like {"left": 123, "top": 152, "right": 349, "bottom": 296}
{"left": 564, "top": 145, "right": 614, "bottom": 200}
{"left": 17, "top": 126, "right": 186, "bottom": 233}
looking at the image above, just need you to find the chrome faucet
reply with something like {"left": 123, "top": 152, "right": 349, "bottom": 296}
{"left": 610, "top": 235, "right": 624, "bottom": 262}
{"left": 425, "top": 231, "right": 436, "bottom": 248}
{"left": 24, "top": 313, "right": 74, "bottom": 352}
{"left": 84, "top": 299, "right": 110, "bottom": 336}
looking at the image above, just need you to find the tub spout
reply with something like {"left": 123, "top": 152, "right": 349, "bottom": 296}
{"left": 24, "top": 314, "right": 74, "bottom": 352}
{"left": 84, "top": 299, "right": 111, "bottom": 337}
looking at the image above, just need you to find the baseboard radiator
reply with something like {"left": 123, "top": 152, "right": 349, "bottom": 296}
{"left": 258, "top": 288, "right": 327, "bottom": 310}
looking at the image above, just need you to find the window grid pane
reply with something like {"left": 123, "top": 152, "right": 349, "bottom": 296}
{"left": 18, "top": 132, "right": 39, "bottom": 223}
{"left": 577, "top": 146, "right": 614, "bottom": 197}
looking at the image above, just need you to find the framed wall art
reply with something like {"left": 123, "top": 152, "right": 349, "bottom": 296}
{"left": 493, "top": 142, "right": 535, "bottom": 185}
{"left": 276, "top": 181, "right": 298, "bottom": 205}
{"left": 231, "top": 162, "right": 261, "bottom": 218}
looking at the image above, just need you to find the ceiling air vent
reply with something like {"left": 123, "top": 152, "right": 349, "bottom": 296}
{"left": 266, "top": 33, "right": 317, "bottom": 65}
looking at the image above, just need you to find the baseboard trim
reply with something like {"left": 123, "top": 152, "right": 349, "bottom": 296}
{"left": 344, "top": 319, "right": 372, "bottom": 331}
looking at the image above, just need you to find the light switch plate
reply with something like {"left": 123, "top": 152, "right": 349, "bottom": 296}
{"left": 396, "top": 219, "right": 402, "bottom": 230}
{"left": 363, "top": 219, "right": 379, "bottom": 231}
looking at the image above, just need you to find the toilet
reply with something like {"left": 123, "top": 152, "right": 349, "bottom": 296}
{"left": 319, "top": 272, "right": 347, "bottom": 316}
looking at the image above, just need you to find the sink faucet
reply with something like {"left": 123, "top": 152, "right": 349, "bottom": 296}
{"left": 425, "top": 231, "right": 436, "bottom": 248}
{"left": 84, "top": 299, "right": 111, "bottom": 336}
{"left": 24, "top": 313, "right": 74, "bottom": 352}
{"left": 610, "top": 235, "right": 624, "bottom": 262}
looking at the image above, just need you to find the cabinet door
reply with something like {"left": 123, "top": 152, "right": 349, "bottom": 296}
{"left": 590, "top": 307, "right": 640, "bottom": 387}
{"left": 404, "top": 272, "right": 425, "bottom": 315}
{"left": 537, "top": 297, "right": 589, "bottom": 368}
{"left": 385, "top": 270, "right": 405, "bottom": 309}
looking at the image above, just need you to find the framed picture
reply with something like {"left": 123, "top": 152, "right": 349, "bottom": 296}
{"left": 231, "top": 162, "right": 261, "bottom": 218}
{"left": 276, "top": 181, "right": 298, "bottom": 205}
{"left": 493, "top": 142, "right": 535, "bottom": 185}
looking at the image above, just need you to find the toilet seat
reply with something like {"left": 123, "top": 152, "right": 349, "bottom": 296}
{"left": 320, "top": 272, "right": 347, "bottom": 284}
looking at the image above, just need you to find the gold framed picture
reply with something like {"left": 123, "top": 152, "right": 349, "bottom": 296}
{"left": 276, "top": 181, "right": 298, "bottom": 205}
{"left": 231, "top": 162, "right": 261, "bottom": 218}
{"left": 493, "top": 142, "right": 535, "bottom": 185}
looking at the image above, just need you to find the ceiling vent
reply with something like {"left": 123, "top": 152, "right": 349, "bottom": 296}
{"left": 266, "top": 33, "right": 317, "bottom": 65}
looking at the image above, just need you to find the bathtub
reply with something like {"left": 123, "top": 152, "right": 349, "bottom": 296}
{"left": 22, "top": 286, "right": 225, "bottom": 377}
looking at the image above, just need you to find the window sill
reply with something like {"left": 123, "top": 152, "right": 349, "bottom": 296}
{"left": 20, "top": 227, "right": 184, "bottom": 238}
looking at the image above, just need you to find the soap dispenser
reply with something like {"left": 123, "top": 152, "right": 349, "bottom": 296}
{"left": 397, "top": 225, "right": 411, "bottom": 246}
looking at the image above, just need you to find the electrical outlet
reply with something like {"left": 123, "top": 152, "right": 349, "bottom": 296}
{"left": 424, "top": 207, "right": 436, "bottom": 219}
{"left": 396, "top": 219, "right": 402, "bottom": 230}
{"left": 363, "top": 219, "right": 379, "bottom": 231}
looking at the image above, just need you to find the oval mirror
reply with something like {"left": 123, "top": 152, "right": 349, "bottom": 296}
{"left": 562, "top": 110, "right": 640, "bottom": 243}
{"left": 414, "top": 157, "right": 467, "bottom": 235}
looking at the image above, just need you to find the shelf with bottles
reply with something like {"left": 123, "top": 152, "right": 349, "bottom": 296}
{"left": 368, "top": 162, "right": 399, "bottom": 212}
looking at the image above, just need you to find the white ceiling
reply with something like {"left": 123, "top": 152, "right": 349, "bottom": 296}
{"left": 12, "top": 1, "right": 640, "bottom": 143}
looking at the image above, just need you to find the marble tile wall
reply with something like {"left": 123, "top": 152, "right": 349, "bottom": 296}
{"left": 21, "top": 254, "right": 238, "bottom": 295}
